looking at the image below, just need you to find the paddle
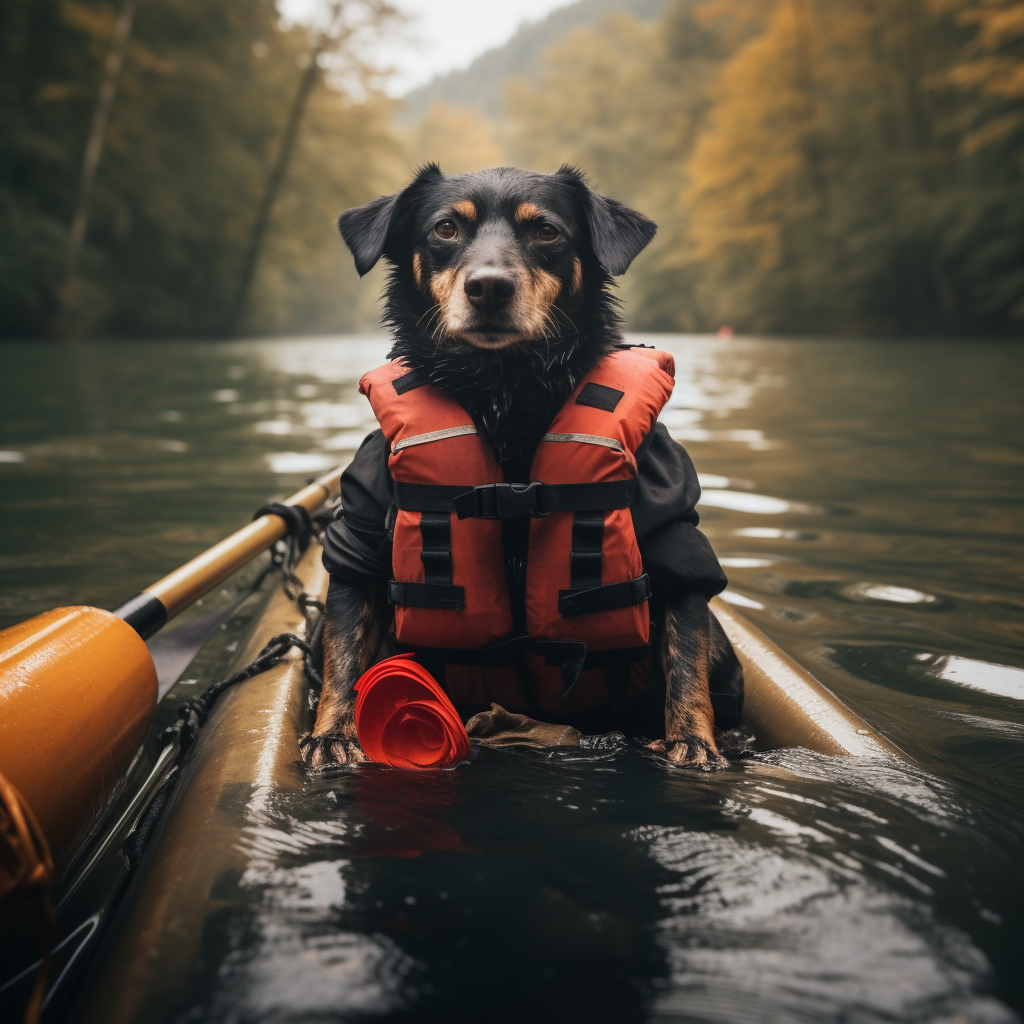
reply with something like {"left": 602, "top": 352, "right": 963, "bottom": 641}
{"left": 0, "top": 467, "right": 342, "bottom": 876}
{"left": 147, "top": 592, "right": 253, "bottom": 701}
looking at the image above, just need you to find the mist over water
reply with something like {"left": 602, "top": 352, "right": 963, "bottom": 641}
{"left": 1, "top": 336, "right": 1022, "bottom": 1021}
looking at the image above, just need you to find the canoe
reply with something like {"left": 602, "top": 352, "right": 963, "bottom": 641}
{"left": 1, "top": 484, "right": 902, "bottom": 1022}
{"left": 0, "top": 473, "right": 340, "bottom": 1022}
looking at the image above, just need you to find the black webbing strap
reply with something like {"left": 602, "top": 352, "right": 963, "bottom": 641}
{"left": 458, "top": 480, "right": 635, "bottom": 519}
{"left": 395, "top": 638, "right": 650, "bottom": 703}
{"left": 558, "top": 574, "right": 652, "bottom": 618}
{"left": 388, "top": 581, "right": 464, "bottom": 610}
{"left": 399, "top": 639, "right": 648, "bottom": 669}
{"left": 399, "top": 635, "right": 587, "bottom": 696}
{"left": 570, "top": 510, "right": 605, "bottom": 591}
{"left": 399, "top": 635, "right": 581, "bottom": 670}
{"left": 395, "top": 481, "right": 635, "bottom": 518}
{"left": 419, "top": 511, "right": 453, "bottom": 584}
{"left": 387, "top": 509, "right": 464, "bottom": 609}
{"left": 395, "top": 483, "right": 468, "bottom": 513}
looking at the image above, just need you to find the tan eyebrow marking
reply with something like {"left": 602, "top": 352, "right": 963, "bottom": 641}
{"left": 515, "top": 202, "right": 543, "bottom": 223}
{"left": 571, "top": 256, "right": 582, "bottom": 295}
{"left": 412, "top": 250, "right": 423, "bottom": 288}
{"left": 452, "top": 200, "right": 476, "bottom": 221}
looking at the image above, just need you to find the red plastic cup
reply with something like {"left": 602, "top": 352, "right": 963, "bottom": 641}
{"left": 354, "top": 654, "right": 470, "bottom": 769}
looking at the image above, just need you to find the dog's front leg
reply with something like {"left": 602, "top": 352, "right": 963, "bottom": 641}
{"left": 302, "top": 576, "right": 384, "bottom": 768}
{"left": 649, "top": 591, "right": 727, "bottom": 769}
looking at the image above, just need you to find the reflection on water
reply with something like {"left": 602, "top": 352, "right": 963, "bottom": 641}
{"left": 920, "top": 653, "right": 1024, "bottom": 702}
{"left": 129, "top": 746, "right": 1019, "bottom": 1023}
{"left": 1, "top": 335, "right": 1022, "bottom": 1021}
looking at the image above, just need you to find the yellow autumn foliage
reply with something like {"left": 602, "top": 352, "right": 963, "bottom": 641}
{"left": 404, "top": 99, "right": 506, "bottom": 175}
{"left": 497, "top": 0, "right": 1024, "bottom": 332}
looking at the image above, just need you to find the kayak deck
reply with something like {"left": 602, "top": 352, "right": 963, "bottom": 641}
{"left": 712, "top": 597, "right": 902, "bottom": 759}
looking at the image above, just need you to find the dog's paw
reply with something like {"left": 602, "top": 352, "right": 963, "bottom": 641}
{"left": 300, "top": 731, "right": 366, "bottom": 770}
{"left": 648, "top": 736, "right": 728, "bottom": 770}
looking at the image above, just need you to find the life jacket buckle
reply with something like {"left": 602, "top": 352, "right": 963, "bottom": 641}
{"left": 453, "top": 481, "right": 548, "bottom": 519}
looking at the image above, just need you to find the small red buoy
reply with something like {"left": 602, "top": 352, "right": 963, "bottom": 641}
{"left": 354, "top": 655, "right": 470, "bottom": 769}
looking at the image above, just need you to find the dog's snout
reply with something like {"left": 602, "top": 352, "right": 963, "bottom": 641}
{"left": 464, "top": 271, "right": 516, "bottom": 314}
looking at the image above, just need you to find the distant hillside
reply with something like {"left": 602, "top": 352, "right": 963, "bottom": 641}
{"left": 400, "top": 0, "right": 667, "bottom": 121}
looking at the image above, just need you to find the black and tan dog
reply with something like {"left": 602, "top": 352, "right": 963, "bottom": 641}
{"left": 303, "top": 164, "right": 742, "bottom": 769}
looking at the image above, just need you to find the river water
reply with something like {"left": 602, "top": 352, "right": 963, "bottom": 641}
{"left": 1, "top": 336, "right": 1022, "bottom": 1022}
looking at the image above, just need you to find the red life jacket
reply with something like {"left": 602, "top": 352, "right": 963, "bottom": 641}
{"left": 359, "top": 346, "right": 675, "bottom": 716}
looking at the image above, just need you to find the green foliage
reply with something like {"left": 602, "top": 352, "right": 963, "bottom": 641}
{"left": 0, "top": 0, "right": 398, "bottom": 338}
{"left": 502, "top": 0, "right": 1024, "bottom": 334}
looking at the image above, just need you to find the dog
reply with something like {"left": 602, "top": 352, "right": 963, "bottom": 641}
{"left": 302, "top": 164, "right": 743, "bottom": 769}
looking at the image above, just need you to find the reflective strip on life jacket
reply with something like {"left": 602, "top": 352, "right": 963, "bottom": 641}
{"left": 541, "top": 432, "right": 624, "bottom": 452}
{"left": 392, "top": 423, "right": 479, "bottom": 452}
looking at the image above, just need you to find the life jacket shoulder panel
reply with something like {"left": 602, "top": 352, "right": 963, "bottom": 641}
{"left": 360, "top": 363, "right": 513, "bottom": 648}
{"left": 526, "top": 349, "right": 674, "bottom": 654}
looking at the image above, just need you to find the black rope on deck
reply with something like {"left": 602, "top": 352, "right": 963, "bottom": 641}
{"left": 253, "top": 502, "right": 312, "bottom": 600}
{"left": 165, "top": 498, "right": 332, "bottom": 753}
{"left": 127, "top": 495, "right": 337, "bottom": 863}
{"left": 166, "top": 630, "right": 323, "bottom": 758}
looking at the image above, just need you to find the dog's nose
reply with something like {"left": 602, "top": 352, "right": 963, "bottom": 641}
{"left": 464, "top": 271, "right": 515, "bottom": 313}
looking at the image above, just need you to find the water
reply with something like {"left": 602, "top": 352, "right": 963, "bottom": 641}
{"left": 1, "top": 336, "right": 1022, "bottom": 1022}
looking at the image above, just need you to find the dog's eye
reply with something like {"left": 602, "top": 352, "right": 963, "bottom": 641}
{"left": 536, "top": 223, "right": 559, "bottom": 242}
{"left": 434, "top": 219, "right": 457, "bottom": 240}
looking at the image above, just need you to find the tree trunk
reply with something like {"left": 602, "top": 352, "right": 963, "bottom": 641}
{"left": 57, "top": 0, "right": 136, "bottom": 327}
{"left": 220, "top": 50, "right": 323, "bottom": 337}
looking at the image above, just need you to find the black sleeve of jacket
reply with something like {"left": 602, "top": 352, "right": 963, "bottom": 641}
{"left": 632, "top": 422, "right": 728, "bottom": 599}
{"left": 321, "top": 429, "right": 394, "bottom": 583}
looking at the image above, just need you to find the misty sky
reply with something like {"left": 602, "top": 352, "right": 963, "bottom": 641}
{"left": 279, "top": 0, "right": 571, "bottom": 94}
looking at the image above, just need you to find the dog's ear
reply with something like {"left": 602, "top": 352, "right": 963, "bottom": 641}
{"left": 555, "top": 165, "right": 657, "bottom": 276}
{"left": 338, "top": 164, "right": 444, "bottom": 276}
{"left": 338, "top": 193, "right": 400, "bottom": 277}
{"left": 586, "top": 193, "right": 658, "bottom": 275}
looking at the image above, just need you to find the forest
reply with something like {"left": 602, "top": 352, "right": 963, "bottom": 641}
{"left": 2, "top": 0, "right": 1023, "bottom": 337}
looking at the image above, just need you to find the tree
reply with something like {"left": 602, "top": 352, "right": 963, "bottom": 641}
{"left": 56, "top": 0, "right": 135, "bottom": 331}
{"left": 0, "top": 0, "right": 401, "bottom": 338}
{"left": 221, "top": 0, "right": 399, "bottom": 336}
{"left": 937, "top": 0, "right": 1024, "bottom": 321}
{"left": 686, "top": 0, "right": 974, "bottom": 332}
{"left": 497, "top": 0, "right": 1023, "bottom": 333}
{"left": 504, "top": 4, "right": 721, "bottom": 329}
